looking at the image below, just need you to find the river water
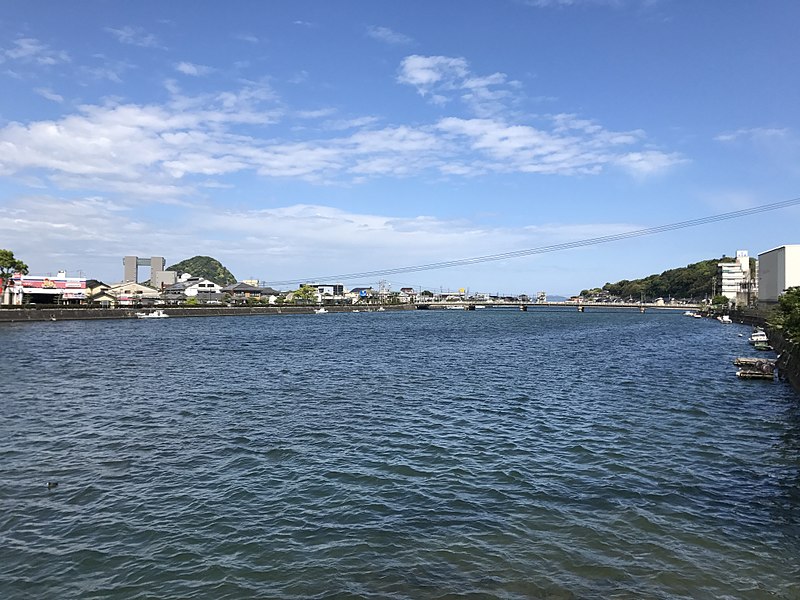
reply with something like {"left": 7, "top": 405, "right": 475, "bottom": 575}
{"left": 1, "top": 309, "right": 798, "bottom": 599}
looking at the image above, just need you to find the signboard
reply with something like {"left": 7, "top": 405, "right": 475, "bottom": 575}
{"left": 13, "top": 274, "right": 86, "bottom": 299}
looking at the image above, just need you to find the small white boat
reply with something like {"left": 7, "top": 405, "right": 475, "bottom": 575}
{"left": 377, "top": 307, "right": 385, "bottom": 312}
{"left": 748, "top": 331, "right": 768, "bottom": 344}
{"left": 314, "top": 307, "right": 328, "bottom": 314}
{"left": 717, "top": 315, "right": 732, "bottom": 324}
{"left": 136, "top": 310, "right": 168, "bottom": 319}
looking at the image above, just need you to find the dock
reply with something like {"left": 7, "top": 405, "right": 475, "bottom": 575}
{"left": 733, "top": 357, "right": 776, "bottom": 380}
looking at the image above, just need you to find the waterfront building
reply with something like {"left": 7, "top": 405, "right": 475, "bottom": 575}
{"left": 758, "top": 244, "right": 800, "bottom": 304}
{"left": 221, "top": 282, "right": 280, "bottom": 304}
{"left": 85, "top": 280, "right": 115, "bottom": 307}
{"left": 9, "top": 271, "right": 86, "bottom": 305}
{"left": 718, "top": 250, "right": 753, "bottom": 305}
{"left": 162, "top": 277, "right": 224, "bottom": 304}
{"left": 107, "top": 282, "right": 161, "bottom": 306}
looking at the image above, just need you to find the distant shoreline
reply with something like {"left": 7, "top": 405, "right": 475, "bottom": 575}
{"left": 0, "top": 305, "right": 415, "bottom": 323}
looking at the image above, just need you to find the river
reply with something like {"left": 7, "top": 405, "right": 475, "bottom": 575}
{"left": 1, "top": 309, "right": 798, "bottom": 599}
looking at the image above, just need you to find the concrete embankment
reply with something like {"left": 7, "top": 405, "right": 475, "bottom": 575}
{"left": 0, "top": 305, "right": 414, "bottom": 323}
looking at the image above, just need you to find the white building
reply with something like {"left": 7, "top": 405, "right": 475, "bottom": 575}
{"left": 163, "top": 277, "right": 223, "bottom": 303}
{"left": 758, "top": 245, "right": 800, "bottom": 304}
{"left": 718, "top": 250, "right": 752, "bottom": 304}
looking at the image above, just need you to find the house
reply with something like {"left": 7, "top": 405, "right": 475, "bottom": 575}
{"left": 758, "top": 245, "right": 800, "bottom": 304}
{"left": 163, "top": 277, "right": 223, "bottom": 304}
{"left": 221, "top": 282, "right": 264, "bottom": 303}
{"left": 399, "top": 287, "right": 417, "bottom": 303}
{"left": 107, "top": 281, "right": 161, "bottom": 306}
{"left": 85, "top": 279, "right": 115, "bottom": 307}
{"left": 304, "top": 283, "right": 346, "bottom": 304}
{"left": 346, "top": 287, "right": 374, "bottom": 303}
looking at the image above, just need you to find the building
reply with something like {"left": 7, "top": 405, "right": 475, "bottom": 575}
{"left": 758, "top": 245, "right": 800, "bottom": 304}
{"left": 85, "top": 279, "right": 115, "bottom": 307}
{"left": 718, "top": 250, "right": 753, "bottom": 305}
{"left": 107, "top": 282, "right": 161, "bottom": 306}
{"left": 162, "top": 277, "right": 223, "bottom": 303}
{"left": 122, "top": 255, "right": 177, "bottom": 289}
{"left": 8, "top": 271, "right": 86, "bottom": 305}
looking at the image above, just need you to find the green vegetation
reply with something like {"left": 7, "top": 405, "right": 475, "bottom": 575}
{"left": 768, "top": 287, "right": 800, "bottom": 342}
{"left": 291, "top": 285, "right": 317, "bottom": 305}
{"left": 0, "top": 249, "right": 29, "bottom": 301}
{"left": 167, "top": 256, "right": 237, "bottom": 286}
{"left": 592, "top": 257, "right": 738, "bottom": 301}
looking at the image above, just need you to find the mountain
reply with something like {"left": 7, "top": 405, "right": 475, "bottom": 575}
{"left": 584, "top": 257, "right": 751, "bottom": 301}
{"left": 167, "top": 256, "right": 237, "bottom": 286}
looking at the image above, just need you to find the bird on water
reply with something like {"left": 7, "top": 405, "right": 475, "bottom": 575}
{"left": 47, "top": 482, "right": 58, "bottom": 489}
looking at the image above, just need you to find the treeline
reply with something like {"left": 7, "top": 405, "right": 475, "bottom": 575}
{"left": 582, "top": 257, "right": 745, "bottom": 301}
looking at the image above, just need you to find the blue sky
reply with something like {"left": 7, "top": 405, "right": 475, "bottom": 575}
{"left": 1, "top": 0, "right": 798, "bottom": 295}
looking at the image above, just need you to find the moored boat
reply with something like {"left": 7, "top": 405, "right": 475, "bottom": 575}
{"left": 136, "top": 309, "right": 168, "bottom": 319}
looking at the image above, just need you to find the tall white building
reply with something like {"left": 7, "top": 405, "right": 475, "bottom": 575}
{"left": 758, "top": 245, "right": 800, "bottom": 304}
{"left": 718, "top": 250, "right": 752, "bottom": 304}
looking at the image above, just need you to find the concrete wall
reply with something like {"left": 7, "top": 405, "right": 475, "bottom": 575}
{"left": 0, "top": 305, "right": 415, "bottom": 323}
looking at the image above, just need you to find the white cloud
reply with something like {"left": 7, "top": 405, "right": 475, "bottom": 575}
{"left": 613, "top": 150, "right": 685, "bottom": 175}
{"left": 104, "top": 26, "right": 162, "bottom": 48}
{"left": 1, "top": 38, "right": 70, "bottom": 66}
{"left": 715, "top": 127, "right": 789, "bottom": 143}
{"left": 174, "top": 61, "right": 214, "bottom": 76}
{"left": 366, "top": 26, "right": 414, "bottom": 46}
{"left": 398, "top": 55, "right": 517, "bottom": 117}
{"left": 34, "top": 88, "right": 64, "bottom": 103}
{"left": 235, "top": 33, "right": 260, "bottom": 44}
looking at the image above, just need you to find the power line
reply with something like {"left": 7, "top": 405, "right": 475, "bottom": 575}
{"left": 268, "top": 196, "right": 800, "bottom": 286}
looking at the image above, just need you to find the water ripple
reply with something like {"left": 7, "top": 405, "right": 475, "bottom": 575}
{"left": 1, "top": 311, "right": 798, "bottom": 599}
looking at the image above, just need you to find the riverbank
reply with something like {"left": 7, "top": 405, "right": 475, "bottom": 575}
{"left": 731, "top": 307, "right": 800, "bottom": 395}
{"left": 0, "top": 304, "right": 415, "bottom": 323}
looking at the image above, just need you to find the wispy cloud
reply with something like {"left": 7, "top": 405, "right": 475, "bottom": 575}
{"left": 715, "top": 127, "right": 789, "bottom": 143}
{"left": 397, "top": 55, "right": 516, "bottom": 117}
{"left": 366, "top": 26, "right": 414, "bottom": 46}
{"left": 1, "top": 38, "right": 70, "bottom": 65}
{"left": 235, "top": 33, "right": 260, "bottom": 44}
{"left": 174, "top": 61, "right": 214, "bottom": 76}
{"left": 105, "top": 26, "right": 162, "bottom": 49}
{"left": 34, "top": 88, "right": 64, "bottom": 103}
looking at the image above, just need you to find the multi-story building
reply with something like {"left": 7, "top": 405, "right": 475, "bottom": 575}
{"left": 718, "top": 250, "right": 753, "bottom": 306}
{"left": 758, "top": 245, "right": 800, "bottom": 304}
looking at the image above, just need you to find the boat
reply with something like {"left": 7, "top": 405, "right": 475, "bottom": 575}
{"left": 377, "top": 307, "right": 385, "bottom": 312}
{"left": 717, "top": 315, "right": 732, "bottom": 324}
{"left": 754, "top": 341, "right": 774, "bottom": 351}
{"left": 692, "top": 312, "right": 703, "bottom": 318}
{"left": 748, "top": 330, "right": 768, "bottom": 344}
{"left": 314, "top": 307, "right": 328, "bottom": 314}
{"left": 683, "top": 310, "right": 695, "bottom": 316}
{"left": 136, "top": 309, "right": 168, "bottom": 319}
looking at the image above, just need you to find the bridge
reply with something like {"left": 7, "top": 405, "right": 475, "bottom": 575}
{"left": 416, "top": 301, "right": 703, "bottom": 311}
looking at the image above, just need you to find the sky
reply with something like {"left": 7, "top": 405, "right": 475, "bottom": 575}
{"left": 1, "top": 0, "right": 799, "bottom": 295}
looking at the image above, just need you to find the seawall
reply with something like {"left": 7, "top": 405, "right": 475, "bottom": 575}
{"left": 732, "top": 308, "right": 800, "bottom": 395}
{"left": 0, "top": 305, "right": 415, "bottom": 323}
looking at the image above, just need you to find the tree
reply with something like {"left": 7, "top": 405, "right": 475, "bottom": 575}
{"left": 768, "top": 287, "right": 800, "bottom": 341}
{"left": 0, "top": 249, "right": 29, "bottom": 305}
{"left": 292, "top": 285, "right": 317, "bottom": 305}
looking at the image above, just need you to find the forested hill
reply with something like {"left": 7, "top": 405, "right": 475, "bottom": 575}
{"left": 167, "top": 256, "right": 237, "bottom": 286}
{"left": 582, "top": 257, "right": 742, "bottom": 300}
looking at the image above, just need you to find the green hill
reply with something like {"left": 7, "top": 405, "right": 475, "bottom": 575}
{"left": 582, "top": 256, "right": 752, "bottom": 301}
{"left": 168, "top": 256, "right": 237, "bottom": 286}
